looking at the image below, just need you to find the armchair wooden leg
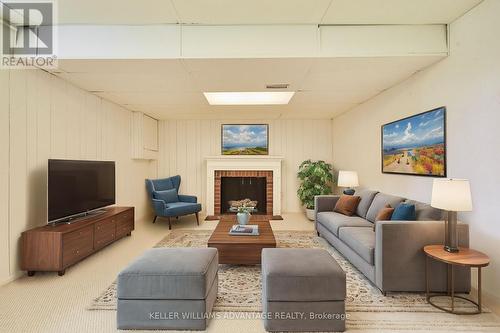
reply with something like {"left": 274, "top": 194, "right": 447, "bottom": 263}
{"left": 195, "top": 212, "right": 200, "bottom": 226}
{"left": 167, "top": 217, "right": 172, "bottom": 230}
{"left": 153, "top": 216, "right": 157, "bottom": 224}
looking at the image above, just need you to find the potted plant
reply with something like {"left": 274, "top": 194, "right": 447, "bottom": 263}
{"left": 236, "top": 205, "right": 253, "bottom": 225}
{"left": 297, "top": 160, "right": 334, "bottom": 221}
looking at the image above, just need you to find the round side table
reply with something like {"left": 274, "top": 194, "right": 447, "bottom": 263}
{"left": 423, "top": 245, "right": 489, "bottom": 315}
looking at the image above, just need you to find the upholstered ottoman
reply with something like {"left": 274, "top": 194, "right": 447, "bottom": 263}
{"left": 261, "top": 248, "right": 346, "bottom": 332}
{"left": 117, "top": 248, "right": 218, "bottom": 330}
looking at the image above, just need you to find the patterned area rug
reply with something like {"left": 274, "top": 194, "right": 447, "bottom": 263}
{"left": 89, "top": 230, "right": 488, "bottom": 315}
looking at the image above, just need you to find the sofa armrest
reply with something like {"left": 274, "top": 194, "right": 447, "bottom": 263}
{"left": 375, "top": 220, "right": 470, "bottom": 293}
{"left": 314, "top": 195, "right": 340, "bottom": 229}
{"left": 314, "top": 195, "right": 339, "bottom": 214}
{"left": 151, "top": 199, "right": 167, "bottom": 216}
{"left": 178, "top": 194, "right": 197, "bottom": 203}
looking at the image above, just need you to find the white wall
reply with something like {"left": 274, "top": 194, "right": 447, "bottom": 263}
{"left": 0, "top": 69, "right": 157, "bottom": 285}
{"left": 158, "top": 119, "right": 333, "bottom": 214}
{"left": 332, "top": 0, "right": 500, "bottom": 300}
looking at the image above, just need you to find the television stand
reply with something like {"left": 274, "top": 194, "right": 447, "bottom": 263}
{"left": 22, "top": 206, "right": 134, "bottom": 276}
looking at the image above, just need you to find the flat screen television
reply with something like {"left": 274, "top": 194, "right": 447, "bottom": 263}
{"left": 48, "top": 159, "right": 115, "bottom": 223}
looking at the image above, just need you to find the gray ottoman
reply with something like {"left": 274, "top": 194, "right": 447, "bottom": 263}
{"left": 262, "top": 248, "right": 346, "bottom": 332}
{"left": 117, "top": 248, "right": 218, "bottom": 330}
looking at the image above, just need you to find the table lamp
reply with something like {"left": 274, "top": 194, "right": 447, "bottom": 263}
{"left": 338, "top": 171, "right": 359, "bottom": 195}
{"left": 431, "top": 179, "right": 472, "bottom": 253}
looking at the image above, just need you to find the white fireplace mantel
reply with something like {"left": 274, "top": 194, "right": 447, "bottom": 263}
{"left": 205, "top": 156, "right": 284, "bottom": 216}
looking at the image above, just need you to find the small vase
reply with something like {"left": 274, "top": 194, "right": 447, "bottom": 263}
{"left": 237, "top": 212, "right": 250, "bottom": 225}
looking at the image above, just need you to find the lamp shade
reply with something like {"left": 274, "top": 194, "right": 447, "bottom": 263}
{"left": 431, "top": 179, "right": 472, "bottom": 212}
{"left": 338, "top": 171, "right": 359, "bottom": 188}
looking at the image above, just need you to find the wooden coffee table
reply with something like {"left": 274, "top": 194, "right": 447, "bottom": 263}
{"left": 208, "top": 215, "right": 276, "bottom": 265}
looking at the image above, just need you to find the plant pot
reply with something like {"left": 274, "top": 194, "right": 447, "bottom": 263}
{"left": 237, "top": 212, "right": 250, "bottom": 225}
{"left": 305, "top": 208, "right": 315, "bottom": 221}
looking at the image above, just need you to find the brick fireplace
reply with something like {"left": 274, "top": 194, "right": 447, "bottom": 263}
{"left": 205, "top": 156, "right": 283, "bottom": 218}
{"left": 214, "top": 170, "right": 273, "bottom": 215}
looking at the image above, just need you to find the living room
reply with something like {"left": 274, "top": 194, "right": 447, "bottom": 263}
{"left": 1, "top": 0, "right": 499, "bottom": 332}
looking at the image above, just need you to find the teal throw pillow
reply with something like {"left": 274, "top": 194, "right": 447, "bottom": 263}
{"left": 153, "top": 189, "right": 179, "bottom": 204}
{"left": 391, "top": 203, "right": 416, "bottom": 221}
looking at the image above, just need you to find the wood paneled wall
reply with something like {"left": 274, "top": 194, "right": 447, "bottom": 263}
{"left": 0, "top": 69, "right": 157, "bottom": 285}
{"left": 157, "top": 119, "right": 333, "bottom": 214}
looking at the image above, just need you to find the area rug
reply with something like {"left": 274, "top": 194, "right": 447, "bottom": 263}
{"left": 89, "top": 230, "right": 488, "bottom": 314}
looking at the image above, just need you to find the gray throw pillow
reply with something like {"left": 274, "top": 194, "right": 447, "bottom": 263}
{"left": 404, "top": 199, "right": 444, "bottom": 221}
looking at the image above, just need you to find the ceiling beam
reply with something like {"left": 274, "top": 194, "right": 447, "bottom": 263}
{"left": 56, "top": 24, "right": 447, "bottom": 60}
{"left": 320, "top": 25, "right": 447, "bottom": 57}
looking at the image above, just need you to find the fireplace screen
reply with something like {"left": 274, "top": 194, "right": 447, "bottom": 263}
{"left": 220, "top": 177, "right": 267, "bottom": 214}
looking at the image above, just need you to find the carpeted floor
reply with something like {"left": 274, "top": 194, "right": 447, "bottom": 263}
{"left": 1, "top": 214, "right": 500, "bottom": 332}
{"left": 88, "top": 229, "right": 500, "bottom": 331}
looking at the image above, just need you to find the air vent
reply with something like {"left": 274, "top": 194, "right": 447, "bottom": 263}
{"left": 266, "top": 83, "right": 290, "bottom": 89}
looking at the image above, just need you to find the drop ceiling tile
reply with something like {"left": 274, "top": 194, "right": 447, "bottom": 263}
{"left": 182, "top": 58, "right": 313, "bottom": 91}
{"left": 51, "top": 56, "right": 445, "bottom": 120}
{"left": 57, "top": 59, "right": 187, "bottom": 75}
{"left": 57, "top": 73, "right": 196, "bottom": 93}
{"left": 291, "top": 90, "right": 375, "bottom": 106}
{"left": 57, "top": 0, "right": 179, "bottom": 24}
{"left": 321, "top": 0, "right": 483, "bottom": 24}
{"left": 172, "top": 0, "right": 331, "bottom": 24}
{"left": 96, "top": 92, "right": 207, "bottom": 106}
{"left": 54, "top": 0, "right": 481, "bottom": 25}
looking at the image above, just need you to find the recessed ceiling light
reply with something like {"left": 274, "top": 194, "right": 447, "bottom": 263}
{"left": 203, "top": 92, "right": 295, "bottom": 105}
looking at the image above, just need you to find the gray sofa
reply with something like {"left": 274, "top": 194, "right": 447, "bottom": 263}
{"left": 314, "top": 190, "right": 470, "bottom": 294}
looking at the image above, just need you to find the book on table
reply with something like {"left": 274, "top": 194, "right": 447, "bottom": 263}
{"left": 229, "top": 224, "right": 259, "bottom": 236}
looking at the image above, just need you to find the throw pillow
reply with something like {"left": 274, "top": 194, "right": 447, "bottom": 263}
{"left": 374, "top": 204, "right": 395, "bottom": 231}
{"left": 153, "top": 188, "right": 179, "bottom": 204}
{"left": 334, "top": 195, "right": 361, "bottom": 216}
{"left": 376, "top": 204, "right": 395, "bottom": 221}
{"left": 391, "top": 203, "right": 417, "bottom": 221}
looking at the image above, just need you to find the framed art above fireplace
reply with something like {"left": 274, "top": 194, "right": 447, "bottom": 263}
{"left": 221, "top": 124, "right": 269, "bottom": 155}
{"left": 382, "top": 107, "right": 446, "bottom": 177}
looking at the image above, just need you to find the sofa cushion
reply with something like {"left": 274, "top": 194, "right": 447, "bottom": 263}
{"left": 165, "top": 202, "right": 202, "bottom": 216}
{"left": 355, "top": 190, "right": 379, "bottom": 218}
{"left": 366, "top": 193, "right": 405, "bottom": 223}
{"left": 153, "top": 188, "right": 179, "bottom": 203}
{"left": 334, "top": 195, "right": 361, "bottom": 216}
{"left": 117, "top": 248, "right": 218, "bottom": 300}
{"left": 338, "top": 227, "right": 375, "bottom": 265}
{"left": 262, "top": 248, "right": 346, "bottom": 302}
{"left": 404, "top": 200, "right": 444, "bottom": 221}
{"left": 392, "top": 203, "right": 417, "bottom": 220}
{"left": 317, "top": 212, "right": 373, "bottom": 237}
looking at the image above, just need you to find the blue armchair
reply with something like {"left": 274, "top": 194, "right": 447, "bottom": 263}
{"left": 145, "top": 175, "right": 202, "bottom": 229}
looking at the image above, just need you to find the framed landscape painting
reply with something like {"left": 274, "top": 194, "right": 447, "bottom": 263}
{"left": 382, "top": 107, "right": 446, "bottom": 177}
{"left": 221, "top": 124, "right": 269, "bottom": 155}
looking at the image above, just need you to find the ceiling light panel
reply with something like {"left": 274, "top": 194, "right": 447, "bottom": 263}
{"left": 203, "top": 91, "right": 295, "bottom": 105}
